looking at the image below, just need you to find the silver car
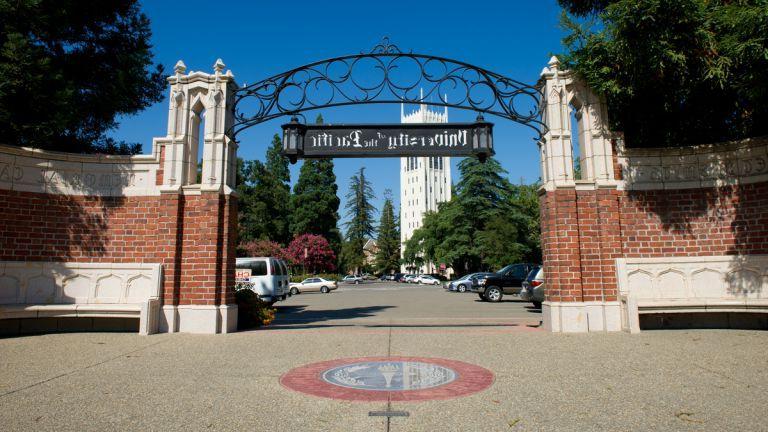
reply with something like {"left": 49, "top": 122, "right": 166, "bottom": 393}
{"left": 520, "top": 267, "right": 544, "bottom": 308}
{"left": 342, "top": 275, "right": 363, "bottom": 284}
{"left": 446, "top": 273, "right": 480, "bottom": 293}
{"left": 289, "top": 277, "right": 338, "bottom": 294}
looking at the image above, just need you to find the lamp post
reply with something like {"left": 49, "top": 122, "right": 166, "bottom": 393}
{"left": 471, "top": 113, "right": 494, "bottom": 163}
{"left": 281, "top": 116, "right": 306, "bottom": 164}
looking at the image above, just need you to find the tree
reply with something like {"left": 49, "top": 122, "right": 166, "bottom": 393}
{"left": 237, "top": 239, "right": 284, "bottom": 259}
{"left": 374, "top": 191, "right": 401, "bottom": 274}
{"left": 558, "top": 0, "right": 768, "bottom": 148}
{"left": 264, "top": 133, "right": 292, "bottom": 243}
{"left": 0, "top": 0, "right": 165, "bottom": 154}
{"left": 402, "top": 157, "right": 542, "bottom": 274}
{"left": 284, "top": 234, "right": 336, "bottom": 274}
{"left": 237, "top": 135, "right": 292, "bottom": 245}
{"left": 290, "top": 114, "right": 342, "bottom": 256}
{"left": 343, "top": 167, "right": 377, "bottom": 272}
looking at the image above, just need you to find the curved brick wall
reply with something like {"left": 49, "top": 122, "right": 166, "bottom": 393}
{"left": 0, "top": 144, "right": 237, "bottom": 332}
{"left": 539, "top": 136, "right": 768, "bottom": 331}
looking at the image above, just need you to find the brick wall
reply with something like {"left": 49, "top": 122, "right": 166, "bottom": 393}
{"left": 0, "top": 189, "right": 237, "bottom": 307}
{"left": 540, "top": 181, "right": 768, "bottom": 304}
{"left": 620, "top": 183, "right": 768, "bottom": 258}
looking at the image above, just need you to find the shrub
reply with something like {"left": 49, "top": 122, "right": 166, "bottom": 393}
{"left": 234, "top": 287, "right": 276, "bottom": 329}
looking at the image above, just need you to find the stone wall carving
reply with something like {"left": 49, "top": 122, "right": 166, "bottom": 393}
{"left": 619, "top": 137, "right": 768, "bottom": 190}
{"left": 0, "top": 144, "right": 161, "bottom": 196}
{"left": 0, "top": 262, "right": 161, "bottom": 305}
{"left": 616, "top": 256, "right": 768, "bottom": 301}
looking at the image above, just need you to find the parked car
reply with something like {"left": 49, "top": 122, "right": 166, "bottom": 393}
{"left": 235, "top": 257, "right": 291, "bottom": 303}
{"left": 289, "top": 277, "right": 338, "bottom": 294}
{"left": 403, "top": 274, "right": 418, "bottom": 284}
{"left": 446, "top": 273, "right": 485, "bottom": 293}
{"left": 472, "top": 263, "right": 539, "bottom": 302}
{"left": 417, "top": 275, "right": 441, "bottom": 285}
{"left": 468, "top": 272, "right": 495, "bottom": 295}
{"left": 390, "top": 273, "right": 404, "bottom": 282}
{"left": 520, "top": 267, "right": 545, "bottom": 308}
{"left": 342, "top": 275, "right": 364, "bottom": 284}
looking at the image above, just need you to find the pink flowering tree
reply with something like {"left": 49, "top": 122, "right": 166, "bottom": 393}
{"left": 285, "top": 234, "right": 336, "bottom": 274}
{"left": 237, "top": 239, "right": 285, "bottom": 259}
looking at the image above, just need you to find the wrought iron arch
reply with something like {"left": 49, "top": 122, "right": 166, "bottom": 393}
{"left": 229, "top": 38, "right": 546, "bottom": 141}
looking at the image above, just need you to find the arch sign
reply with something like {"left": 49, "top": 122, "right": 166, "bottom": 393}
{"left": 228, "top": 37, "right": 544, "bottom": 164}
{"left": 280, "top": 118, "right": 494, "bottom": 163}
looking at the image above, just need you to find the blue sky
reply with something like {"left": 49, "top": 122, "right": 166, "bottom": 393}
{"left": 112, "top": 0, "right": 569, "bottom": 224}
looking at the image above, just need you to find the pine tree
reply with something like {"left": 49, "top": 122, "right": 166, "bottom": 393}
{"left": 0, "top": 0, "right": 165, "bottom": 154}
{"left": 558, "top": 0, "right": 768, "bottom": 148}
{"left": 374, "top": 191, "right": 401, "bottom": 274}
{"left": 289, "top": 114, "right": 342, "bottom": 255}
{"left": 343, "top": 167, "right": 377, "bottom": 272}
{"left": 237, "top": 135, "right": 292, "bottom": 245}
{"left": 264, "top": 133, "right": 292, "bottom": 244}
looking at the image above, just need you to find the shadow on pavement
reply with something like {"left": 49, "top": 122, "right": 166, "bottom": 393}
{"left": 263, "top": 322, "right": 541, "bottom": 330}
{"left": 272, "top": 305, "right": 396, "bottom": 324}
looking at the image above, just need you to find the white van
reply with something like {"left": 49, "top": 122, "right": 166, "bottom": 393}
{"left": 235, "top": 257, "right": 291, "bottom": 303}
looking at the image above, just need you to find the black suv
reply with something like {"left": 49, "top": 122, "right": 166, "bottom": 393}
{"left": 473, "top": 263, "right": 539, "bottom": 302}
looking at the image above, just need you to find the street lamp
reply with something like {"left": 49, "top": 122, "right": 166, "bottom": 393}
{"left": 281, "top": 116, "right": 306, "bottom": 164}
{"left": 471, "top": 113, "right": 494, "bottom": 163}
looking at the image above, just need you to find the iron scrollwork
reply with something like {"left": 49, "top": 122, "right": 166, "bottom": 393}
{"left": 230, "top": 38, "right": 546, "bottom": 140}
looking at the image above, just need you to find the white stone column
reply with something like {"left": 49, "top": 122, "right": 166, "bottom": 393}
{"left": 200, "top": 59, "right": 237, "bottom": 193}
{"left": 539, "top": 57, "right": 575, "bottom": 191}
{"left": 159, "top": 61, "right": 191, "bottom": 192}
{"left": 538, "top": 56, "right": 617, "bottom": 188}
{"left": 157, "top": 59, "right": 238, "bottom": 193}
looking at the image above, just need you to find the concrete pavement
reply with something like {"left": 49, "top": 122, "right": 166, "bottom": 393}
{"left": 1, "top": 283, "right": 766, "bottom": 431}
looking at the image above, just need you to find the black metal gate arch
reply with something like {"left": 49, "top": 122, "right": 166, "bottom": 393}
{"left": 227, "top": 38, "right": 547, "bottom": 143}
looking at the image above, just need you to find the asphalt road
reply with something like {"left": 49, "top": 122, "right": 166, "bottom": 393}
{"left": 273, "top": 281, "right": 542, "bottom": 329}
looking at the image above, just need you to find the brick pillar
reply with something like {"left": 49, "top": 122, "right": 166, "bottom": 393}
{"left": 538, "top": 56, "right": 622, "bottom": 332}
{"left": 155, "top": 58, "right": 239, "bottom": 334}
{"left": 540, "top": 186, "right": 622, "bottom": 332}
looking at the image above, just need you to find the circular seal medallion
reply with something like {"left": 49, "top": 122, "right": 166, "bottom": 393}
{"left": 281, "top": 356, "right": 493, "bottom": 402}
{"left": 322, "top": 361, "right": 457, "bottom": 391}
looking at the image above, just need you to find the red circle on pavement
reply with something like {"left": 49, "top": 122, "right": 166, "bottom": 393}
{"left": 280, "top": 356, "right": 494, "bottom": 402}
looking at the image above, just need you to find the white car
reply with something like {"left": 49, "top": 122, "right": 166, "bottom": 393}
{"left": 290, "top": 277, "right": 338, "bottom": 294}
{"left": 417, "top": 275, "right": 441, "bottom": 285}
{"left": 403, "top": 274, "right": 418, "bottom": 283}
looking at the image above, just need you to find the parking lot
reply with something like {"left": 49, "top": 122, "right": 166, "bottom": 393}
{"left": 273, "top": 280, "right": 542, "bottom": 330}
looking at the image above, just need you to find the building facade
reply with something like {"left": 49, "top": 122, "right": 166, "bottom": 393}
{"left": 399, "top": 102, "right": 452, "bottom": 274}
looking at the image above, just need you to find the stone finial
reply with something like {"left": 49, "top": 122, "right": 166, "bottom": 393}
{"left": 540, "top": 66, "right": 551, "bottom": 77}
{"left": 213, "top": 59, "right": 226, "bottom": 74}
{"left": 174, "top": 60, "right": 187, "bottom": 75}
{"left": 548, "top": 56, "right": 560, "bottom": 70}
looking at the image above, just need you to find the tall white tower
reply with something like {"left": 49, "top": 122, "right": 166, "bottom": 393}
{"left": 400, "top": 97, "right": 452, "bottom": 274}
